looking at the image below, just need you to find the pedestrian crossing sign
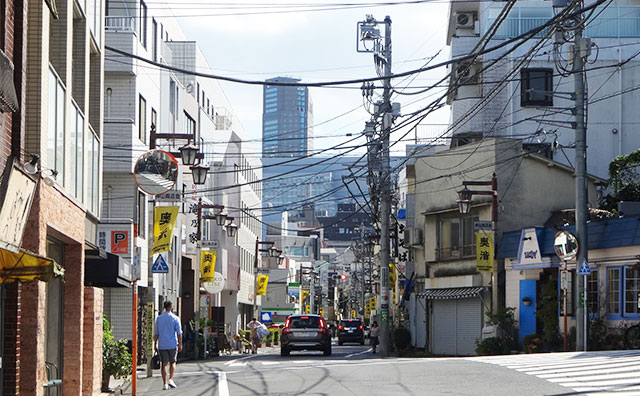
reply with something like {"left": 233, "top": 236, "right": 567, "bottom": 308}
{"left": 151, "top": 255, "right": 169, "bottom": 273}
{"left": 578, "top": 259, "right": 591, "bottom": 276}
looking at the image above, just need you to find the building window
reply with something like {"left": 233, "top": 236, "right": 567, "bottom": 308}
{"left": 70, "top": 102, "right": 84, "bottom": 201}
{"left": 139, "top": 0, "right": 147, "bottom": 48}
{"left": 152, "top": 18, "right": 158, "bottom": 61}
{"left": 137, "top": 191, "right": 146, "bottom": 238}
{"left": 139, "top": 95, "right": 147, "bottom": 143}
{"left": 48, "top": 67, "right": 66, "bottom": 186}
{"left": 625, "top": 267, "right": 640, "bottom": 315}
{"left": 151, "top": 107, "right": 157, "bottom": 129}
{"left": 87, "top": 132, "right": 100, "bottom": 215}
{"left": 437, "top": 216, "right": 478, "bottom": 259}
{"left": 587, "top": 270, "right": 599, "bottom": 316}
{"left": 184, "top": 111, "right": 195, "bottom": 135}
{"left": 608, "top": 267, "right": 621, "bottom": 316}
{"left": 169, "top": 80, "right": 177, "bottom": 131}
{"left": 521, "top": 68, "right": 553, "bottom": 107}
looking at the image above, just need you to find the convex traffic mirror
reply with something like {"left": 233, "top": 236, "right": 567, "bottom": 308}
{"left": 133, "top": 149, "right": 178, "bottom": 195}
{"left": 553, "top": 230, "right": 578, "bottom": 261}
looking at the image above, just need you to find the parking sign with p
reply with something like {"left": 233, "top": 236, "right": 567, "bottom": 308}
{"left": 111, "top": 231, "right": 129, "bottom": 254}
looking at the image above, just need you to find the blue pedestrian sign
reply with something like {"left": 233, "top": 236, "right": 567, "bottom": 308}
{"left": 578, "top": 258, "right": 591, "bottom": 276}
{"left": 151, "top": 255, "right": 169, "bottom": 273}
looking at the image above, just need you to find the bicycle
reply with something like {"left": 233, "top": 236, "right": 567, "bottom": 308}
{"left": 624, "top": 322, "right": 640, "bottom": 349}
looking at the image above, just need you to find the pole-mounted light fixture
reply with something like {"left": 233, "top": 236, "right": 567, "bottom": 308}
{"left": 276, "top": 254, "right": 285, "bottom": 266}
{"left": 456, "top": 186, "right": 473, "bottom": 214}
{"left": 225, "top": 217, "right": 238, "bottom": 238}
{"left": 268, "top": 245, "right": 278, "bottom": 257}
{"left": 190, "top": 163, "right": 210, "bottom": 185}
{"left": 215, "top": 211, "right": 228, "bottom": 226}
{"left": 178, "top": 142, "right": 200, "bottom": 166}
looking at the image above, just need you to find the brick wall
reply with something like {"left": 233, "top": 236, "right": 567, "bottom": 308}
{"left": 19, "top": 281, "right": 46, "bottom": 396}
{"left": 82, "top": 287, "right": 104, "bottom": 395}
{"left": 3, "top": 283, "right": 21, "bottom": 395}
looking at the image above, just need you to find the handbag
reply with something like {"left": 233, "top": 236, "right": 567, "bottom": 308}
{"left": 257, "top": 323, "right": 269, "bottom": 339}
{"left": 151, "top": 353, "right": 161, "bottom": 370}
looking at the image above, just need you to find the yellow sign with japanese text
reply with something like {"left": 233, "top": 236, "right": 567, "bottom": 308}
{"left": 200, "top": 250, "right": 216, "bottom": 283}
{"left": 305, "top": 305, "right": 310, "bottom": 314}
{"left": 319, "top": 307, "right": 324, "bottom": 317}
{"left": 351, "top": 309, "right": 357, "bottom": 319}
{"left": 256, "top": 275, "right": 269, "bottom": 296}
{"left": 301, "top": 289, "right": 310, "bottom": 304}
{"left": 151, "top": 206, "right": 179, "bottom": 255}
{"left": 369, "top": 297, "right": 376, "bottom": 311}
{"left": 476, "top": 232, "right": 494, "bottom": 272}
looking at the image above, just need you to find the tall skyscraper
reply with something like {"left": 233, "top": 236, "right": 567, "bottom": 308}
{"left": 262, "top": 77, "right": 313, "bottom": 157}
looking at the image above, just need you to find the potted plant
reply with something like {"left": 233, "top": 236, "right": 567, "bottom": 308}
{"left": 102, "top": 316, "right": 132, "bottom": 392}
{"left": 272, "top": 329, "right": 280, "bottom": 345}
{"left": 265, "top": 330, "right": 272, "bottom": 347}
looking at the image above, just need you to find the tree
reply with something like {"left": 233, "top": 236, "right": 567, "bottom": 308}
{"left": 602, "top": 149, "right": 640, "bottom": 212}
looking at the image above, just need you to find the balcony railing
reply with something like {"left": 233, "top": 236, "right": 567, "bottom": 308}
{"left": 105, "top": 16, "right": 136, "bottom": 33}
{"left": 487, "top": 6, "right": 640, "bottom": 39}
{"left": 436, "top": 244, "right": 476, "bottom": 260}
{"left": 412, "top": 124, "right": 450, "bottom": 145}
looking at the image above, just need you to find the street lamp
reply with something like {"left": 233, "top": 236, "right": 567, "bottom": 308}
{"left": 276, "top": 254, "right": 284, "bottom": 266}
{"left": 456, "top": 186, "right": 473, "bottom": 215}
{"left": 455, "top": 173, "right": 498, "bottom": 222}
{"left": 225, "top": 217, "right": 238, "bottom": 238}
{"left": 215, "top": 211, "right": 228, "bottom": 226}
{"left": 178, "top": 142, "right": 200, "bottom": 166}
{"left": 253, "top": 239, "right": 277, "bottom": 317}
{"left": 268, "top": 245, "right": 279, "bottom": 257}
{"left": 190, "top": 163, "right": 210, "bottom": 185}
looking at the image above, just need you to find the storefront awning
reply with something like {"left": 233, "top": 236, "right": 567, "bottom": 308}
{"left": 0, "top": 248, "right": 64, "bottom": 283}
{"left": 417, "top": 286, "right": 486, "bottom": 300}
{"left": 85, "top": 249, "right": 132, "bottom": 288}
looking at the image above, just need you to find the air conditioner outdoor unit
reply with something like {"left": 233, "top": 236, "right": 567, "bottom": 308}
{"left": 411, "top": 228, "right": 424, "bottom": 246}
{"left": 456, "top": 12, "right": 475, "bottom": 29}
{"left": 455, "top": 62, "right": 479, "bottom": 84}
{"left": 403, "top": 229, "right": 412, "bottom": 248}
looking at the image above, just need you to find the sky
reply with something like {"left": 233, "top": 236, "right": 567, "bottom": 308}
{"left": 171, "top": 1, "right": 452, "bottom": 158}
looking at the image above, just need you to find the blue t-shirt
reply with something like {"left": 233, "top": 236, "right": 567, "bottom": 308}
{"left": 154, "top": 312, "right": 183, "bottom": 350}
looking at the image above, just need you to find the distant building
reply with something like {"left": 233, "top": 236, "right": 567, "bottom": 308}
{"left": 262, "top": 77, "right": 313, "bottom": 158}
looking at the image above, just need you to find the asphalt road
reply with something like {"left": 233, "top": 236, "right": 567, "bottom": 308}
{"left": 130, "top": 342, "right": 585, "bottom": 396}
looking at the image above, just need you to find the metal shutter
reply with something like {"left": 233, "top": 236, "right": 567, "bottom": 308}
{"left": 432, "top": 300, "right": 457, "bottom": 355}
{"left": 432, "top": 298, "right": 482, "bottom": 356}
{"left": 455, "top": 298, "right": 482, "bottom": 355}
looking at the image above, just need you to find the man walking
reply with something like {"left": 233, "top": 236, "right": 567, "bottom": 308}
{"left": 154, "top": 301, "right": 183, "bottom": 390}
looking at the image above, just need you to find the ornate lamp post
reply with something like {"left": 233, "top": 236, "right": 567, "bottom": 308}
{"left": 456, "top": 173, "right": 498, "bottom": 222}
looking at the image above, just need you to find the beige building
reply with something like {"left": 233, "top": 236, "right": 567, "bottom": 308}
{"left": 405, "top": 138, "right": 603, "bottom": 355}
{"left": 2, "top": 0, "right": 106, "bottom": 394}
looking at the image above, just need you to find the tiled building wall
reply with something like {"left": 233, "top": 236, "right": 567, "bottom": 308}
{"left": 3, "top": 283, "right": 21, "bottom": 395}
{"left": 82, "top": 287, "right": 104, "bottom": 395}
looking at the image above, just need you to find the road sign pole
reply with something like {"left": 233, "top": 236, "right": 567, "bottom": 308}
{"left": 584, "top": 274, "right": 588, "bottom": 351}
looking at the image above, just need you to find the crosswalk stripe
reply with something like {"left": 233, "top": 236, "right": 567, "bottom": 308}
{"left": 468, "top": 351, "right": 640, "bottom": 395}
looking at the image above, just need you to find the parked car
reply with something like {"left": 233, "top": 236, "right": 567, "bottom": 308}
{"left": 338, "top": 319, "right": 365, "bottom": 345}
{"left": 280, "top": 314, "right": 332, "bottom": 357}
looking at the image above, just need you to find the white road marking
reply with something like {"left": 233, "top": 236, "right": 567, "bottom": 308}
{"left": 228, "top": 362, "right": 247, "bottom": 367}
{"left": 262, "top": 362, "right": 281, "bottom": 366}
{"left": 215, "top": 371, "right": 230, "bottom": 396}
{"left": 224, "top": 354, "right": 258, "bottom": 366}
{"left": 346, "top": 349, "right": 372, "bottom": 358}
{"left": 469, "top": 350, "right": 640, "bottom": 395}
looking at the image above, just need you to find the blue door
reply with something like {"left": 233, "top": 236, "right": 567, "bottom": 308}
{"left": 519, "top": 280, "right": 536, "bottom": 344}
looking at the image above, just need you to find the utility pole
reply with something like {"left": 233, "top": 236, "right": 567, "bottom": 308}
{"left": 573, "top": 1, "right": 589, "bottom": 352}
{"left": 378, "top": 15, "right": 393, "bottom": 357}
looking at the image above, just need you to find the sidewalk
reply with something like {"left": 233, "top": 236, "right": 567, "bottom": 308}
{"left": 115, "top": 346, "right": 280, "bottom": 395}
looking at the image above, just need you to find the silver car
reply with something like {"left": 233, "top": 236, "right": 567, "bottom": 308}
{"left": 280, "top": 315, "right": 332, "bottom": 357}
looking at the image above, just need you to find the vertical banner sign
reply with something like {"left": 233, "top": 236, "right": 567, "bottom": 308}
{"left": 319, "top": 307, "right": 324, "bottom": 317}
{"left": 370, "top": 297, "right": 376, "bottom": 311}
{"left": 151, "top": 206, "right": 179, "bottom": 255}
{"left": 476, "top": 232, "right": 494, "bottom": 272}
{"left": 305, "top": 305, "right": 310, "bottom": 314}
{"left": 301, "top": 289, "right": 310, "bottom": 304}
{"left": 200, "top": 250, "right": 217, "bottom": 283}
{"left": 256, "top": 275, "right": 269, "bottom": 296}
{"left": 145, "top": 302, "right": 154, "bottom": 357}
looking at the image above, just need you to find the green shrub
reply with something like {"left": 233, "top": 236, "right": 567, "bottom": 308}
{"left": 393, "top": 327, "right": 411, "bottom": 351}
{"left": 475, "top": 337, "right": 510, "bottom": 355}
{"left": 103, "top": 316, "right": 132, "bottom": 380}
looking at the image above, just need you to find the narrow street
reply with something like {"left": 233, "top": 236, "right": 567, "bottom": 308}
{"left": 127, "top": 345, "right": 640, "bottom": 396}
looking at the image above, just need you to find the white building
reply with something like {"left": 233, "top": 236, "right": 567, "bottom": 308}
{"left": 445, "top": 0, "right": 640, "bottom": 179}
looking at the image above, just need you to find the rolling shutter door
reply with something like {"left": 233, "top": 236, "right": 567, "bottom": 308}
{"left": 455, "top": 298, "right": 482, "bottom": 355}
{"left": 432, "top": 300, "right": 456, "bottom": 355}
{"left": 431, "top": 298, "right": 482, "bottom": 356}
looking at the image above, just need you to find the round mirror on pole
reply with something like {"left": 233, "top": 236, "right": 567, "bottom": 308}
{"left": 133, "top": 149, "right": 179, "bottom": 195}
{"left": 553, "top": 231, "right": 579, "bottom": 261}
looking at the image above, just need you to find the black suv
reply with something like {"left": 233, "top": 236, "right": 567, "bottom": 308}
{"left": 280, "top": 314, "right": 332, "bottom": 356}
{"left": 337, "top": 319, "right": 365, "bottom": 345}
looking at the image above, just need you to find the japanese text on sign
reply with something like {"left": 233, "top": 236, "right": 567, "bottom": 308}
{"left": 200, "top": 250, "right": 217, "bottom": 283}
{"left": 476, "top": 232, "right": 494, "bottom": 272}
